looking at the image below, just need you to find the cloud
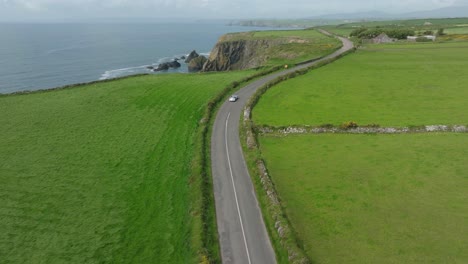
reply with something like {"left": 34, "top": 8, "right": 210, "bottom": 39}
{"left": 0, "top": 0, "right": 464, "bottom": 21}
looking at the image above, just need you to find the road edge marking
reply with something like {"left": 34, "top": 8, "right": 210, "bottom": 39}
{"left": 225, "top": 112, "right": 252, "bottom": 264}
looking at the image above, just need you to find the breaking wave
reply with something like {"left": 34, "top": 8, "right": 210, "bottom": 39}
{"left": 99, "top": 51, "right": 211, "bottom": 80}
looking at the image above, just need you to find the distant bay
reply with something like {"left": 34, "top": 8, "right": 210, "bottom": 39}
{"left": 0, "top": 23, "right": 279, "bottom": 94}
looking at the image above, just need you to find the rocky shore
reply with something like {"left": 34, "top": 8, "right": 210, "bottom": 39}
{"left": 148, "top": 50, "right": 209, "bottom": 73}
{"left": 149, "top": 31, "right": 304, "bottom": 73}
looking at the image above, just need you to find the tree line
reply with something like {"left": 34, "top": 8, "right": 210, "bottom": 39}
{"left": 350, "top": 28, "right": 415, "bottom": 39}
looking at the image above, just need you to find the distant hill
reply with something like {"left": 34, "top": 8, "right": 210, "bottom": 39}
{"left": 310, "top": 6, "right": 468, "bottom": 20}
{"left": 402, "top": 6, "right": 468, "bottom": 19}
{"left": 231, "top": 6, "right": 468, "bottom": 29}
{"left": 312, "top": 11, "right": 395, "bottom": 20}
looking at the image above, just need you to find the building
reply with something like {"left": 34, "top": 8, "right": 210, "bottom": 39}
{"left": 370, "top": 33, "right": 396, "bottom": 44}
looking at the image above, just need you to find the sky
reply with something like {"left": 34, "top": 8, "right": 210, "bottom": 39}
{"left": 1, "top": 0, "right": 468, "bottom": 22}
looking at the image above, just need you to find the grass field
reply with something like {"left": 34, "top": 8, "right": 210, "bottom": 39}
{"left": 0, "top": 71, "right": 253, "bottom": 263}
{"left": 341, "top": 17, "right": 468, "bottom": 29}
{"left": 248, "top": 34, "right": 468, "bottom": 263}
{"left": 259, "top": 133, "right": 468, "bottom": 264}
{"left": 253, "top": 41, "right": 468, "bottom": 127}
{"left": 319, "top": 18, "right": 468, "bottom": 37}
{"left": 221, "top": 29, "right": 342, "bottom": 66}
{"left": 443, "top": 26, "right": 468, "bottom": 34}
{"left": 318, "top": 25, "right": 355, "bottom": 37}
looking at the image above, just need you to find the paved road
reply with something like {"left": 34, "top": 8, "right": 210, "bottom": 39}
{"left": 211, "top": 32, "right": 354, "bottom": 264}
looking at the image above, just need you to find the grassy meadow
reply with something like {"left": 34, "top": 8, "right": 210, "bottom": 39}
{"left": 318, "top": 26, "right": 355, "bottom": 37}
{"left": 443, "top": 26, "right": 468, "bottom": 34}
{"left": 0, "top": 71, "right": 253, "bottom": 263}
{"left": 222, "top": 29, "right": 342, "bottom": 66}
{"left": 249, "top": 36, "right": 468, "bottom": 263}
{"left": 259, "top": 133, "right": 468, "bottom": 264}
{"left": 253, "top": 41, "right": 468, "bottom": 127}
{"left": 319, "top": 17, "right": 468, "bottom": 38}
{"left": 337, "top": 17, "right": 468, "bottom": 30}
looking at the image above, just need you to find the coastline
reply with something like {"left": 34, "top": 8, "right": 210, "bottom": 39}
{"left": 0, "top": 23, "right": 279, "bottom": 94}
{"left": 0, "top": 74, "right": 149, "bottom": 97}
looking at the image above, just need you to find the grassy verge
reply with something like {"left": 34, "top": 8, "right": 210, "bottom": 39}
{"left": 253, "top": 41, "right": 468, "bottom": 127}
{"left": 0, "top": 72, "right": 256, "bottom": 263}
{"left": 259, "top": 133, "right": 468, "bottom": 264}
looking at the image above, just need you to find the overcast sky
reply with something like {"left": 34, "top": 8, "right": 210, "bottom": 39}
{"left": 1, "top": 0, "right": 468, "bottom": 22}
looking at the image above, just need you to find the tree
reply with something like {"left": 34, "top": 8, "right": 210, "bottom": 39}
{"left": 350, "top": 28, "right": 368, "bottom": 37}
{"left": 437, "top": 28, "right": 445, "bottom": 36}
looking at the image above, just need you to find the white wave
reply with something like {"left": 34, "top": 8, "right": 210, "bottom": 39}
{"left": 99, "top": 65, "right": 151, "bottom": 80}
{"left": 99, "top": 51, "right": 206, "bottom": 80}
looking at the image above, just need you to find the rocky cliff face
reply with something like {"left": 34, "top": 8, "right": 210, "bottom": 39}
{"left": 203, "top": 34, "right": 290, "bottom": 72}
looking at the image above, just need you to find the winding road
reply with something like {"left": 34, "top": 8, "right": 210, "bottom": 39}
{"left": 211, "top": 31, "right": 354, "bottom": 264}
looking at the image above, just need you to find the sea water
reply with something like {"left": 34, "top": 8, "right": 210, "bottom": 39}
{"left": 0, "top": 23, "right": 275, "bottom": 94}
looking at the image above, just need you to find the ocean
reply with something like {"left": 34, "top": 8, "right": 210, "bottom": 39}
{"left": 0, "top": 23, "right": 274, "bottom": 94}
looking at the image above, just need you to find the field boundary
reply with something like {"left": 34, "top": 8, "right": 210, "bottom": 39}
{"left": 240, "top": 47, "right": 356, "bottom": 264}
{"left": 257, "top": 124, "right": 468, "bottom": 135}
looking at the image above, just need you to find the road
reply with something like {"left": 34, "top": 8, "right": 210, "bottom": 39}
{"left": 211, "top": 32, "right": 354, "bottom": 264}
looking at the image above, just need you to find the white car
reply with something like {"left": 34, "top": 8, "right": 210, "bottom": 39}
{"left": 229, "top": 95, "right": 239, "bottom": 102}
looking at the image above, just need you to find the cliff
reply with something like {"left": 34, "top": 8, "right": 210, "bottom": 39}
{"left": 202, "top": 33, "right": 293, "bottom": 72}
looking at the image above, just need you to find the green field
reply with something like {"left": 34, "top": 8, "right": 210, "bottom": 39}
{"left": 0, "top": 71, "right": 252, "bottom": 263}
{"left": 253, "top": 41, "right": 468, "bottom": 127}
{"left": 259, "top": 133, "right": 468, "bottom": 264}
{"left": 319, "top": 18, "right": 468, "bottom": 37}
{"left": 221, "top": 29, "right": 342, "bottom": 66}
{"left": 340, "top": 17, "right": 468, "bottom": 29}
{"left": 320, "top": 27, "right": 355, "bottom": 37}
{"left": 444, "top": 26, "right": 468, "bottom": 34}
{"left": 248, "top": 34, "right": 468, "bottom": 263}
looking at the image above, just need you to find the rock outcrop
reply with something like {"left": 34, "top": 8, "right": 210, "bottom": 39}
{"left": 153, "top": 60, "right": 181, "bottom": 71}
{"left": 188, "top": 56, "right": 208, "bottom": 72}
{"left": 185, "top": 50, "right": 199, "bottom": 63}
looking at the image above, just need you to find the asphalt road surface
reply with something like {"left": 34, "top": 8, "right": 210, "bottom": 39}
{"left": 211, "top": 32, "right": 354, "bottom": 264}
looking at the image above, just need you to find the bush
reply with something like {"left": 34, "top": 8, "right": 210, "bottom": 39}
{"left": 416, "top": 37, "right": 433, "bottom": 42}
{"left": 354, "top": 28, "right": 415, "bottom": 40}
{"left": 340, "top": 121, "right": 358, "bottom": 129}
{"left": 437, "top": 28, "right": 445, "bottom": 36}
{"left": 350, "top": 28, "right": 368, "bottom": 37}
{"left": 386, "top": 29, "right": 415, "bottom": 39}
